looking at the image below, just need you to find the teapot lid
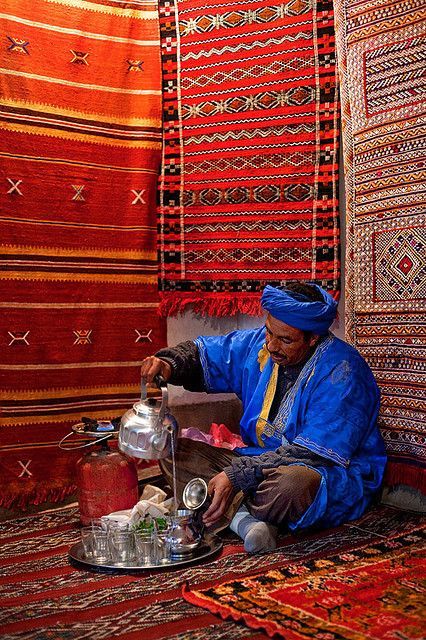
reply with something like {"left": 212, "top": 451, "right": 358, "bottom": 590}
{"left": 135, "top": 377, "right": 168, "bottom": 420}
{"left": 182, "top": 477, "right": 208, "bottom": 510}
{"left": 132, "top": 397, "right": 161, "bottom": 416}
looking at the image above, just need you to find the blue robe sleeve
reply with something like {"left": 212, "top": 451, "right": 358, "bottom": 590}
{"left": 292, "top": 357, "right": 381, "bottom": 467}
{"left": 195, "top": 329, "right": 262, "bottom": 398}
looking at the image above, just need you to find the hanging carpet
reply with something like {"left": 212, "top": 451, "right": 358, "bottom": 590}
{"left": 158, "top": 0, "right": 340, "bottom": 316}
{"left": 0, "top": 0, "right": 166, "bottom": 509}
{"left": 334, "top": 0, "right": 426, "bottom": 492}
{"left": 0, "top": 504, "right": 424, "bottom": 639}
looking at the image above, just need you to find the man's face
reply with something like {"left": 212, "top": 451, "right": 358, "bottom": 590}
{"left": 264, "top": 313, "right": 319, "bottom": 366}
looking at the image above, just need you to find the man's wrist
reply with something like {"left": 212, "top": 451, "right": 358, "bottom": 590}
{"left": 153, "top": 352, "right": 178, "bottom": 381}
{"left": 223, "top": 465, "right": 240, "bottom": 491}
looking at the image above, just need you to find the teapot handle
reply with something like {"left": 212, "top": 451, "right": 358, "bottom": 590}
{"left": 140, "top": 377, "right": 148, "bottom": 403}
{"left": 155, "top": 375, "right": 168, "bottom": 421}
{"left": 140, "top": 374, "right": 168, "bottom": 420}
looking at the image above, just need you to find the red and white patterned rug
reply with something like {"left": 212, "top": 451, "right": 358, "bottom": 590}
{"left": 158, "top": 0, "right": 340, "bottom": 316}
{"left": 1, "top": 504, "right": 424, "bottom": 639}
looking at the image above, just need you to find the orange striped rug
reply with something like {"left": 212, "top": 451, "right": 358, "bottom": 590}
{"left": 0, "top": 0, "right": 166, "bottom": 508}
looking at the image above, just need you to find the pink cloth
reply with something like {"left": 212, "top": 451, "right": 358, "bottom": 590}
{"left": 181, "top": 423, "right": 244, "bottom": 450}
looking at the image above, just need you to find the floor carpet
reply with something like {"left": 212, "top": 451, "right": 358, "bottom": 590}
{"left": 184, "top": 514, "right": 425, "bottom": 639}
{"left": 0, "top": 504, "right": 424, "bottom": 639}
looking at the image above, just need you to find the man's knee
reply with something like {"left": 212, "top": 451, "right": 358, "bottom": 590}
{"left": 272, "top": 464, "right": 321, "bottom": 500}
{"left": 250, "top": 464, "right": 321, "bottom": 525}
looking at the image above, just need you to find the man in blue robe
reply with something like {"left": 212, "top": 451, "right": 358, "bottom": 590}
{"left": 141, "top": 282, "right": 386, "bottom": 553}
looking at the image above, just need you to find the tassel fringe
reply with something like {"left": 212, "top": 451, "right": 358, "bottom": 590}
{"left": 159, "top": 289, "right": 341, "bottom": 318}
{"left": 385, "top": 463, "right": 426, "bottom": 494}
{"left": 0, "top": 484, "right": 77, "bottom": 510}
{"left": 159, "top": 293, "right": 263, "bottom": 318}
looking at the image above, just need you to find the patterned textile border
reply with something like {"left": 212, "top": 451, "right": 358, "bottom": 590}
{"left": 184, "top": 521, "right": 426, "bottom": 639}
{"left": 158, "top": 0, "right": 340, "bottom": 316}
{"left": 0, "top": 504, "right": 424, "bottom": 639}
{"left": 334, "top": 0, "right": 426, "bottom": 491}
{"left": 0, "top": 0, "right": 166, "bottom": 508}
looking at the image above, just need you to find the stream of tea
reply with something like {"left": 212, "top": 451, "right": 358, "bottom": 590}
{"left": 170, "top": 423, "right": 178, "bottom": 516}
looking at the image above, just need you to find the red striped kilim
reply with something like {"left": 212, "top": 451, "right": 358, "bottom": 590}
{"left": 0, "top": 0, "right": 166, "bottom": 508}
{"left": 158, "top": 0, "right": 340, "bottom": 317}
{"left": 0, "top": 504, "right": 422, "bottom": 639}
{"left": 335, "top": 0, "right": 426, "bottom": 491}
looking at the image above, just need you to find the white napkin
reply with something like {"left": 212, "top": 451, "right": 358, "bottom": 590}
{"left": 102, "top": 484, "right": 173, "bottom": 527}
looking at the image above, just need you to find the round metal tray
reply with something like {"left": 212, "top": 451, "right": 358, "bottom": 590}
{"left": 68, "top": 535, "right": 222, "bottom": 572}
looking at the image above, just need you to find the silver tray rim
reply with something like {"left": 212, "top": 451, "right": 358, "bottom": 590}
{"left": 68, "top": 535, "right": 223, "bottom": 572}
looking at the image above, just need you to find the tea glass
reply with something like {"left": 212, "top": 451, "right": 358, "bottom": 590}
{"left": 81, "top": 526, "right": 98, "bottom": 559}
{"left": 89, "top": 518, "right": 105, "bottom": 530}
{"left": 101, "top": 514, "right": 129, "bottom": 531}
{"left": 155, "top": 530, "right": 172, "bottom": 564}
{"left": 109, "top": 529, "right": 136, "bottom": 565}
{"left": 135, "top": 530, "right": 156, "bottom": 565}
{"left": 91, "top": 529, "right": 111, "bottom": 563}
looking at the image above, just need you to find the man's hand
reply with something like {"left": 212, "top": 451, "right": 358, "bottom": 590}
{"left": 202, "top": 471, "right": 235, "bottom": 527}
{"left": 140, "top": 356, "right": 172, "bottom": 384}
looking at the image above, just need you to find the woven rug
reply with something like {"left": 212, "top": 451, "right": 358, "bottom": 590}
{"left": 1, "top": 504, "right": 424, "bottom": 639}
{"left": 184, "top": 520, "right": 426, "bottom": 639}
{"left": 158, "top": 0, "right": 340, "bottom": 316}
{"left": 0, "top": 0, "right": 166, "bottom": 509}
{"left": 334, "top": 0, "right": 426, "bottom": 492}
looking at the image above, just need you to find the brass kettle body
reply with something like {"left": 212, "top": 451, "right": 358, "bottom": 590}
{"left": 119, "top": 377, "right": 178, "bottom": 460}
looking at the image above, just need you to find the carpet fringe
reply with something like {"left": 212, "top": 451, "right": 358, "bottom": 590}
{"left": 159, "top": 293, "right": 263, "bottom": 318}
{"left": 0, "top": 485, "right": 76, "bottom": 510}
{"left": 159, "top": 290, "right": 341, "bottom": 318}
{"left": 385, "top": 463, "right": 426, "bottom": 493}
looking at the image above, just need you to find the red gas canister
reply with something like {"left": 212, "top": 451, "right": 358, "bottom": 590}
{"left": 76, "top": 440, "right": 138, "bottom": 525}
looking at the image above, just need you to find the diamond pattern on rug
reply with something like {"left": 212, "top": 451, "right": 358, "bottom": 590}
{"left": 334, "top": 0, "right": 426, "bottom": 491}
{"left": 373, "top": 227, "right": 426, "bottom": 301}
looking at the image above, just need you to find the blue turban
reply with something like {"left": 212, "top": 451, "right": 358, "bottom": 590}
{"left": 261, "top": 284, "right": 338, "bottom": 335}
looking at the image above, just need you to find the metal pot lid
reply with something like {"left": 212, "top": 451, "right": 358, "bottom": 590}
{"left": 182, "top": 477, "right": 208, "bottom": 510}
{"left": 72, "top": 418, "right": 118, "bottom": 439}
{"left": 132, "top": 397, "right": 161, "bottom": 416}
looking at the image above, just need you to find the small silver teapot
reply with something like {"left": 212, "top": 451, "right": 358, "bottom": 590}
{"left": 169, "top": 509, "right": 204, "bottom": 556}
{"left": 118, "top": 376, "right": 178, "bottom": 460}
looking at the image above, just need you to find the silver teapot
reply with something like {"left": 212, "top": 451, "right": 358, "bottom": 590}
{"left": 118, "top": 376, "right": 178, "bottom": 460}
{"left": 169, "top": 509, "right": 203, "bottom": 556}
